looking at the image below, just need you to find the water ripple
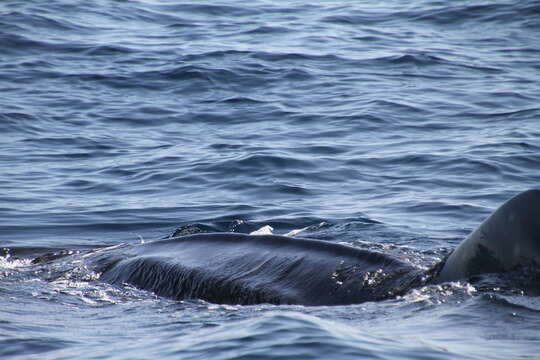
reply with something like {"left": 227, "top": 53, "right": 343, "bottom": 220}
{"left": 1, "top": 0, "right": 540, "bottom": 358}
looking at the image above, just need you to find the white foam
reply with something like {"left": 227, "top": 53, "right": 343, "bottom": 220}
{"left": 249, "top": 225, "right": 274, "bottom": 235}
{"left": 0, "top": 254, "right": 32, "bottom": 270}
{"left": 284, "top": 226, "right": 309, "bottom": 237}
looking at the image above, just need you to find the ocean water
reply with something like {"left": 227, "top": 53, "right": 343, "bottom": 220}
{"left": 1, "top": 0, "right": 540, "bottom": 358}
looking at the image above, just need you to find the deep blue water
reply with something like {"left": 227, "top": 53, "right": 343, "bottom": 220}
{"left": 1, "top": 0, "right": 540, "bottom": 359}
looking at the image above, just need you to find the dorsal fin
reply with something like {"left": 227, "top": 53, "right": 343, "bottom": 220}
{"left": 437, "top": 189, "right": 540, "bottom": 282}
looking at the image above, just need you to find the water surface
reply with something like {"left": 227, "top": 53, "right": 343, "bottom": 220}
{"left": 1, "top": 0, "right": 540, "bottom": 359}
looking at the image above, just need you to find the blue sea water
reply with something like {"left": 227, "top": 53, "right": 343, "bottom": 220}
{"left": 1, "top": 0, "right": 540, "bottom": 358}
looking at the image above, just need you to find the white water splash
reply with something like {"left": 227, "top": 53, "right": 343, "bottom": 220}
{"left": 249, "top": 225, "right": 274, "bottom": 235}
{"left": 249, "top": 225, "right": 311, "bottom": 237}
{"left": 284, "top": 226, "right": 309, "bottom": 237}
{"left": 0, "top": 253, "right": 32, "bottom": 270}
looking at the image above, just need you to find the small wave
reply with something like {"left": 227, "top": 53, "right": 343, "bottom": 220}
{"left": 385, "top": 53, "right": 444, "bottom": 66}
{"left": 135, "top": 63, "right": 274, "bottom": 93}
{"left": 321, "top": 13, "right": 390, "bottom": 26}
{"left": 251, "top": 51, "right": 343, "bottom": 64}
{"left": 0, "top": 32, "right": 48, "bottom": 55}
{"left": 203, "top": 153, "right": 317, "bottom": 176}
{"left": 0, "top": 112, "right": 46, "bottom": 136}
{"left": 162, "top": 311, "right": 474, "bottom": 360}
{"left": 82, "top": 44, "right": 134, "bottom": 56}
{"left": 2, "top": 10, "right": 93, "bottom": 32}
{"left": 457, "top": 107, "right": 540, "bottom": 121}
{"left": 365, "top": 99, "right": 429, "bottom": 114}
{"left": 241, "top": 25, "right": 293, "bottom": 35}
{"left": 149, "top": 3, "right": 262, "bottom": 17}
{"left": 484, "top": 294, "right": 540, "bottom": 313}
{"left": 411, "top": 2, "right": 540, "bottom": 26}
{"left": 217, "top": 96, "right": 265, "bottom": 105}
{"left": 0, "top": 337, "right": 76, "bottom": 359}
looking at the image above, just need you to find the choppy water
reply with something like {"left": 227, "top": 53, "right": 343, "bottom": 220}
{"left": 1, "top": 0, "right": 540, "bottom": 359}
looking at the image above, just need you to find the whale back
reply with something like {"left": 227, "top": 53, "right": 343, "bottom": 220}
{"left": 99, "top": 233, "right": 424, "bottom": 305}
{"left": 437, "top": 189, "right": 540, "bottom": 282}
